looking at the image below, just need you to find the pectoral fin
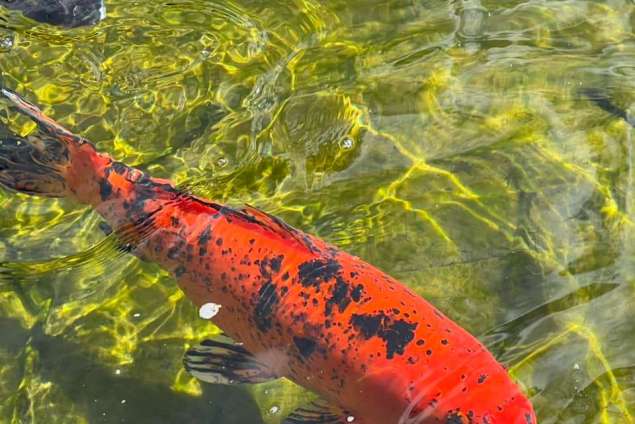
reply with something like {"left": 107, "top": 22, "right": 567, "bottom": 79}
{"left": 283, "top": 399, "right": 358, "bottom": 424}
{"left": 183, "top": 339, "right": 278, "bottom": 385}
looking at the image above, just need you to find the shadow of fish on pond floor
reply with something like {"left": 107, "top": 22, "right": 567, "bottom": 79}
{"left": 581, "top": 88, "right": 634, "bottom": 128}
{"left": 0, "top": 318, "right": 265, "bottom": 424}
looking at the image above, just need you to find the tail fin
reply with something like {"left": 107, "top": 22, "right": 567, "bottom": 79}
{"left": 0, "top": 89, "right": 97, "bottom": 198}
{"left": 0, "top": 126, "right": 71, "bottom": 197}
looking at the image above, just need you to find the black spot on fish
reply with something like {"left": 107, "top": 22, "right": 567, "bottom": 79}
{"left": 198, "top": 225, "right": 211, "bottom": 245}
{"left": 270, "top": 255, "right": 283, "bottom": 272}
{"left": 216, "top": 238, "right": 223, "bottom": 246}
{"left": 298, "top": 258, "right": 341, "bottom": 289}
{"left": 127, "top": 191, "right": 149, "bottom": 217}
{"left": 525, "top": 413, "right": 533, "bottom": 423}
{"left": 445, "top": 411, "right": 464, "bottom": 424}
{"left": 171, "top": 216, "right": 180, "bottom": 227}
{"left": 441, "top": 339, "right": 448, "bottom": 345}
{"left": 174, "top": 266, "right": 186, "bottom": 278}
{"left": 325, "top": 278, "right": 351, "bottom": 316}
{"left": 293, "top": 336, "right": 317, "bottom": 359}
{"left": 478, "top": 374, "right": 487, "bottom": 384}
{"left": 111, "top": 161, "right": 128, "bottom": 175}
{"left": 350, "top": 312, "right": 417, "bottom": 359}
{"left": 350, "top": 313, "right": 383, "bottom": 339}
{"left": 99, "top": 178, "right": 112, "bottom": 201}
{"left": 382, "top": 319, "right": 417, "bottom": 359}
{"left": 351, "top": 284, "right": 364, "bottom": 302}
{"left": 254, "top": 281, "right": 278, "bottom": 332}
{"left": 259, "top": 255, "right": 284, "bottom": 278}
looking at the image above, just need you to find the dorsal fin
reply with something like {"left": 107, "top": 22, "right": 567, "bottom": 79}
{"left": 237, "top": 205, "right": 320, "bottom": 254}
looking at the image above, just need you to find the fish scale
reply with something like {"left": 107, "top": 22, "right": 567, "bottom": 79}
{"left": 0, "top": 89, "right": 536, "bottom": 424}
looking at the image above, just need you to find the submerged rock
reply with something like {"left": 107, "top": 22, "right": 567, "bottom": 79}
{"left": 0, "top": 0, "right": 106, "bottom": 28}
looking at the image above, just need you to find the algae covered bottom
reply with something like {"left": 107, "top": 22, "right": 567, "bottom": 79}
{"left": 0, "top": 0, "right": 634, "bottom": 423}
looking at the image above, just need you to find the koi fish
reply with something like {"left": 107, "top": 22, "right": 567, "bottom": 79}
{"left": 0, "top": 89, "right": 536, "bottom": 424}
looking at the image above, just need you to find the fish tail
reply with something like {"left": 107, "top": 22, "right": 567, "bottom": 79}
{"left": 0, "top": 89, "right": 110, "bottom": 204}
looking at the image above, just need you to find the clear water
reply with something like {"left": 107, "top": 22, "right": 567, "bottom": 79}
{"left": 0, "top": 0, "right": 634, "bottom": 423}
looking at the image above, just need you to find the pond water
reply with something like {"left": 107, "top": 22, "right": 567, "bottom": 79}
{"left": 0, "top": 0, "right": 633, "bottom": 423}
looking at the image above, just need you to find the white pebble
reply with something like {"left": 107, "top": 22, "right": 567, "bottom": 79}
{"left": 339, "top": 137, "right": 354, "bottom": 150}
{"left": 347, "top": 416, "right": 355, "bottom": 423}
{"left": 115, "top": 369, "right": 121, "bottom": 375}
{"left": 199, "top": 302, "right": 222, "bottom": 319}
{"left": 269, "top": 406, "right": 279, "bottom": 414}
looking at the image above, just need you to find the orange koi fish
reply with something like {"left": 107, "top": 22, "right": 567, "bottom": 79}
{"left": 0, "top": 89, "right": 536, "bottom": 424}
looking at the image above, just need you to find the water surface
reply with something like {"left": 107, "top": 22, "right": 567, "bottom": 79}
{"left": 0, "top": 0, "right": 634, "bottom": 422}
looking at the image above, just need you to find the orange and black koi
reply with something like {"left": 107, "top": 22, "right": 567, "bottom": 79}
{"left": 0, "top": 89, "right": 536, "bottom": 424}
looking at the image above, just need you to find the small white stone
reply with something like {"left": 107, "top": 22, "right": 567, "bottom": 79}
{"left": 573, "top": 363, "right": 580, "bottom": 370}
{"left": 347, "top": 416, "right": 355, "bottom": 423}
{"left": 269, "top": 406, "right": 279, "bottom": 414}
{"left": 199, "top": 302, "right": 222, "bottom": 319}
{"left": 121, "top": 399, "right": 126, "bottom": 404}
{"left": 339, "top": 137, "right": 354, "bottom": 150}
{"left": 132, "top": 312, "right": 141, "bottom": 318}
{"left": 115, "top": 369, "right": 121, "bottom": 375}
{"left": 0, "top": 36, "right": 12, "bottom": 50}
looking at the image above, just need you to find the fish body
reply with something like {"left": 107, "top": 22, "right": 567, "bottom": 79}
{"left": 0, "top": 89, "right": 536, "bottom": 424}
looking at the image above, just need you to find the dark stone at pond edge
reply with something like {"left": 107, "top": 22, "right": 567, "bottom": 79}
{"left": 0, "top": 0, "right": 106, "bottom": 28}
